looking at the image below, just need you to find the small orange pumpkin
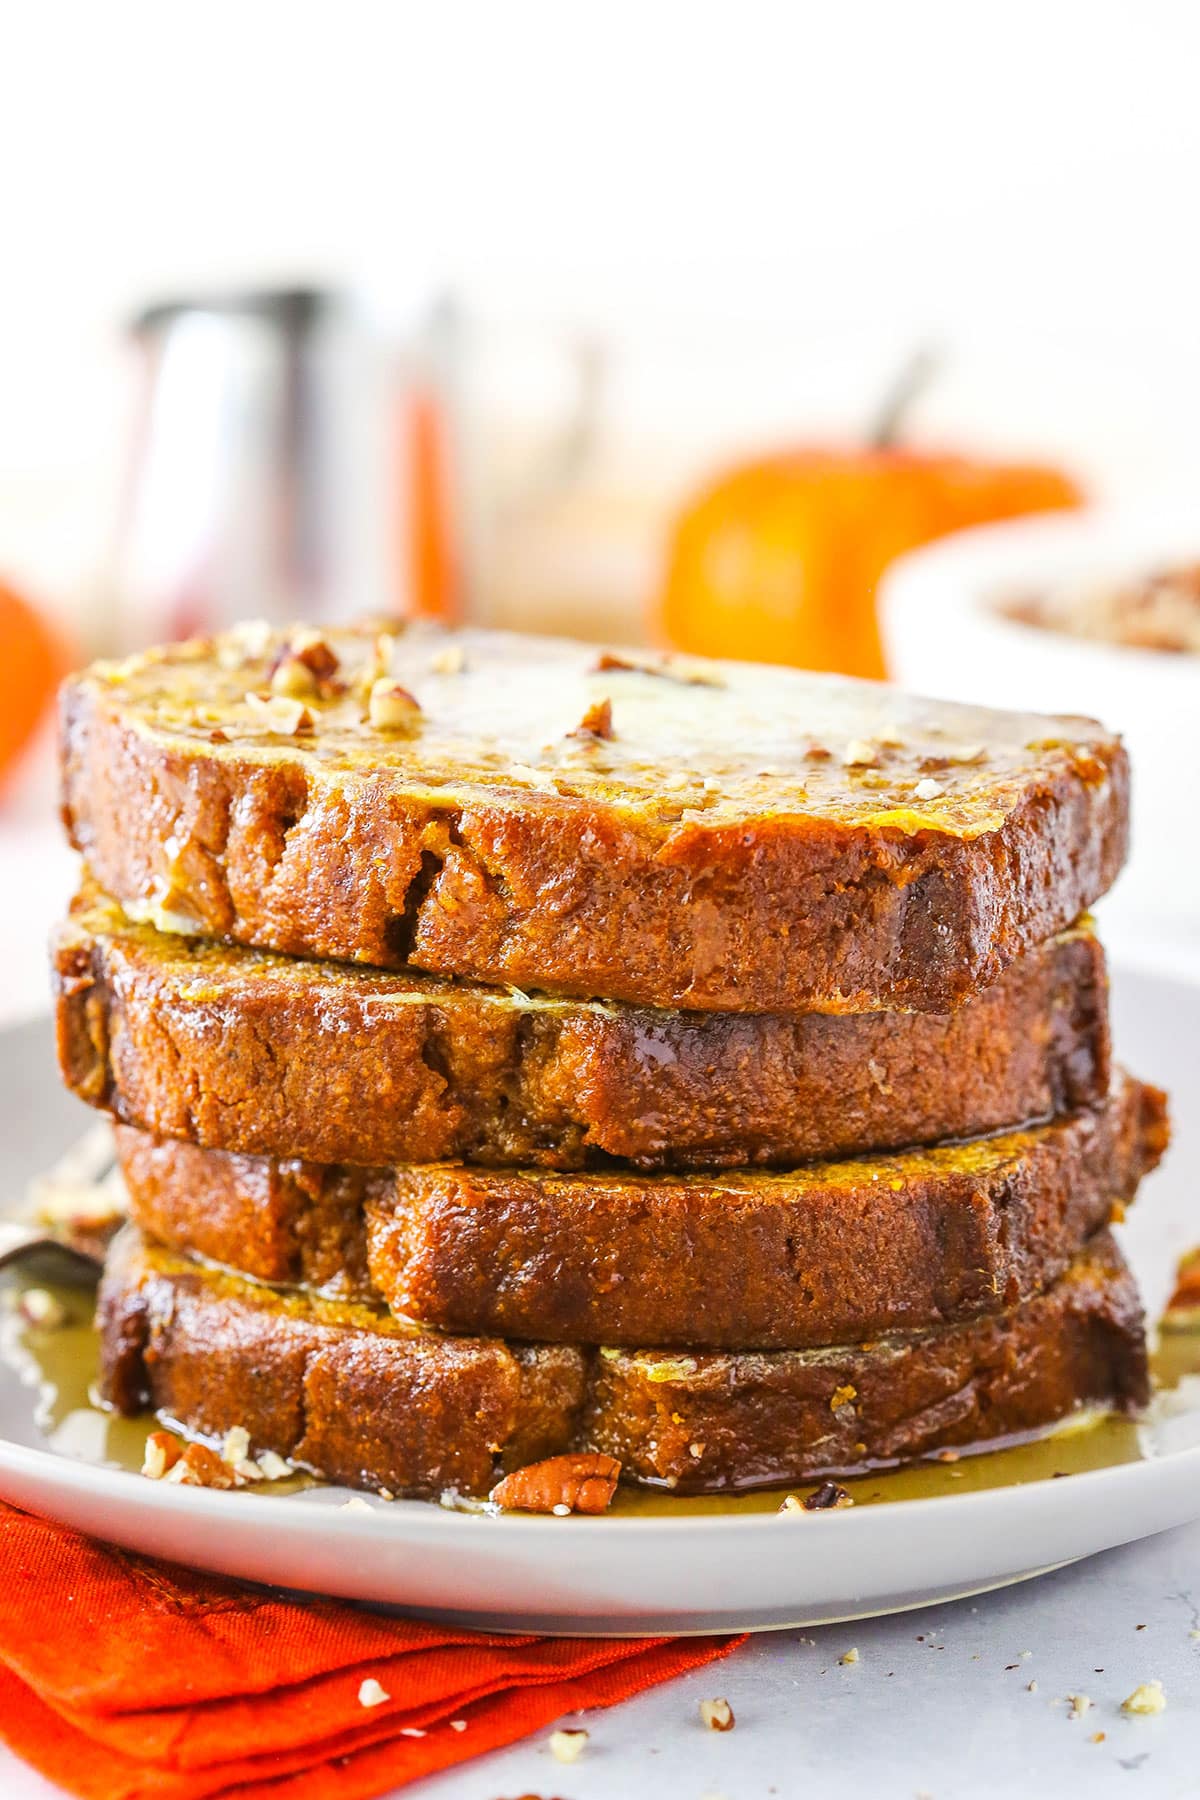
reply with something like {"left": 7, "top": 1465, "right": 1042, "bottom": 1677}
{"left": 659, "top": 446, "right": 1082, "bottom": 680}
{"left": 0, "top": 579, "right": 69, "bottom": 792}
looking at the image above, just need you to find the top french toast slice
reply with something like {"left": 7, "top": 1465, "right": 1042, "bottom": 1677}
{"left": 59, "top": 621, "right": 1129, "bottom": 1012}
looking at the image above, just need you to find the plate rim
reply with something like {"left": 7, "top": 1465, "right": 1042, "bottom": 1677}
{"left": 3, "top": 1419, "right": 1200, "bottom": 1542}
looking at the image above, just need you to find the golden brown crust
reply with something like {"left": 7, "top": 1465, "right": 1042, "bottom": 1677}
{"left": 113, "top": 1076, "right": 1167, "bottom": 1347}
{"left": 56, "top": 892, "right": 1111, "bottom": 1170}
{"left": 59, "top": 626, "right": 1129, "bottom": 1013}
{"left": 97, "top": 1227, "right": 1148, "bottom": 1496}
{"left": 96, "top": 1229, "right": 586, "bottom": 1496}
{"left": 586, "top": 1230, "right": 1148, "bottom": 1491}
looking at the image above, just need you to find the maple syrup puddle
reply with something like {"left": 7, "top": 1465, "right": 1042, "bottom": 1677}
{"left": 4, "top": 1271, "right": 1199, "bottom": 1517}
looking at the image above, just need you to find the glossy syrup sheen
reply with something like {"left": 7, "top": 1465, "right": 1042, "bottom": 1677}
{"left": 5, "top": 1272, "right": 1198, "bottom": 1517}
{"left": 84, "top": 621, "right": 1119, "bottom": 835}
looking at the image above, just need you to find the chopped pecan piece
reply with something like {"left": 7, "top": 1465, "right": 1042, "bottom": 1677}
{"left": 570, "top": 697, "right": 614, "bottom": 740}
{"left": 699, "top": 1697, "right": 735, "bottom": 1730}
{"left": 368, "top": 679, "right": 422, "bottom": 730}
{"left": 590, "top": 651, "right": 722, "bottom": 685}
{"left": 142, "top": 1430, "right": 183, "bottom": 1480}
{"left": 490, "top": 1453, "right": 621, "bottom": 1514}
{"left": 166, "top": 1442, "right": 241, "bottom": 1489}
{"left": 269, "top": 629, "right": 342, "bottom": 699}
{"left": 244, "top": 692, "right": 313, "bottom": 736}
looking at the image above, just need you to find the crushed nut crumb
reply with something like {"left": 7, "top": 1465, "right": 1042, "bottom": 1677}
{"left": 255, "top": 1450, "right": 292, "bottom": 1482}
{"left": 341, "top": 1496, "right": 374, "bottom": 1512}
{"left": 357, "top": 1678, "right": 390, "bottom": 1708}
{"left": 1068, "top": 1694, "right": 1092, "bottom": 1720}
{"left": 244, "top": 691, "right": 313, "bottom": 735}
{"left": 1122, "top": 1680, "right": 1166, "bottom": 1715}
{"left": 914, "top": 777, "right": 944, "bottom": 801}
{"left": 842, "top": 738, "right": 878, "bottom": 767}
{"left": 218, "top": 619, "right": 273, "bottom": 666}
{"left": 429, "top": 644, "right": 466, "bottom": 675}
{"left": 270, "top": 654, "right": 318, "bottom": 699}
{"left": 699, "top": 1698, "right": 735, "bottom": 1731}
{"left": 221, "top": 1426, "right": 251, "bottom": 1466}
{"left": 166, "top": 1442, "right": 241, "bottom": 1489}
{"left": 142, "top": 1430, "right": 182, "bottom": 1480}
{"left": 368, "top": 679, "right": 422, "bottom": 731}
{"left": 549, "top": 1727, "right": 589, "bottom": 1762}
{"left": 570, "top": 696, "right": 614, "bottom": 740}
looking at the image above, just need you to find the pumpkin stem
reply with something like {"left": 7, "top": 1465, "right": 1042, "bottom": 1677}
{"left": 870, "top": 346, "right": 940, "bottom": 449}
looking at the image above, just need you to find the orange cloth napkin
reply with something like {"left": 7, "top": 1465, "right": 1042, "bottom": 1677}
{"left": 0, "top": 1503, "right": 741, "bottom": 1800}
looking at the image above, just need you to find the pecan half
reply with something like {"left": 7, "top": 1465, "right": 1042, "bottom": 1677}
{"left": 491, "top": 1453, "right": 621, "bottom": 1514}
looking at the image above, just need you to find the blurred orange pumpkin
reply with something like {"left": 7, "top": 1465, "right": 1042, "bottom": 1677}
{"left": 658, "top": 446, "right": 1082, "bottom": 679}
{"left": 0, "top": 579, "right": 69, "bottom": 792}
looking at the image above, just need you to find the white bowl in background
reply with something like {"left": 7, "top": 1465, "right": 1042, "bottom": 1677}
{"left": 881, "top": 503, "right": 1200, "bottom": 942}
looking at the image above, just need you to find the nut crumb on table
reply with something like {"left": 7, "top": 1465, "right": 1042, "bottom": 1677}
{"left": 1122, "top": 1680, "right": 1166, "bottom": 1715}
{"left": 548, "top": 1728, "right": 589, "bottom": 1762}
{"left": 699, "top": 1698, "right": 735, "bottom": 1731}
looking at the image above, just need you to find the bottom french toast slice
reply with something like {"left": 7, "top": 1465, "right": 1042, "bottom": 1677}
{"left": 111, "top": 1073, "right": 1167, "bottom": 1350}
{"left": 98, "top": 1227, "right": 1148, "bottom": 1498}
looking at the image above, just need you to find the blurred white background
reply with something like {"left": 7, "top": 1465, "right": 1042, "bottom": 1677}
{"left": 3, "top": 0, "right": 1200, "bottom": 1019}
{"left": 5, "top": 0, "right": 1200, "bottom": 607}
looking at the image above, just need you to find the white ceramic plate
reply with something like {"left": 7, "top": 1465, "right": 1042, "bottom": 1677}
{"left": 0, "top": 965, "right": 1197, "bottom": 1637}
{"left": 879, "top": 501, "right": 1200, "bottom": 936}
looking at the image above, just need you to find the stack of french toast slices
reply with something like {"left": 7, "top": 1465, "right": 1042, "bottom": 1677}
{"left": 50, "top": 621, "right": 1169, "bottom": 1507}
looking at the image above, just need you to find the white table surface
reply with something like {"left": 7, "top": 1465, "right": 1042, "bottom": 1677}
{"left": 3, "top": 753, "right": 1200, "bottom": 1799}
{"left": 2, "top": 1533, "right": 1199, "bottom": 1799}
